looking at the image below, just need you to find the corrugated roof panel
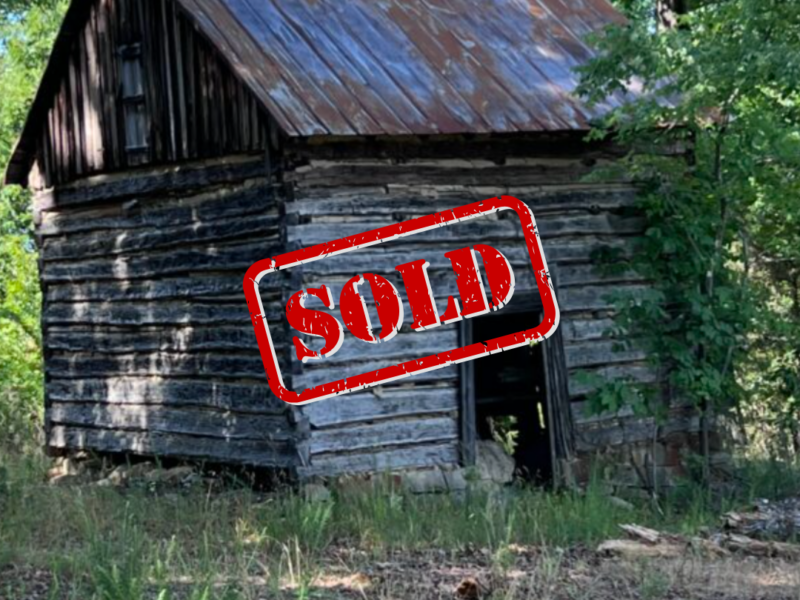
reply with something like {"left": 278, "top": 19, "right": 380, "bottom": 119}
{"left": 6, "top": 0, "right": 633, "bottom": 185}
{"left": 179, "top": 0, "right": 629, "bottom": 137}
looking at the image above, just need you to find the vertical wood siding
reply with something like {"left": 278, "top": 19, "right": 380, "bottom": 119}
{"left": 35, "top": 0, "right": 269, "bottom": 188}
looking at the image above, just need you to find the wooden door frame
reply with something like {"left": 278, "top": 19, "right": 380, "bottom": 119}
{"left": 458, "top": 277, "right": 574, "bottom": 483}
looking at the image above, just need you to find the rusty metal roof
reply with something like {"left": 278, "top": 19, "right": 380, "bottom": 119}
{"left": 6, "top": 0, "right": 629, "bottom": 185}
{"left": 179, "top": 0, "right": 627, "bottom": 137}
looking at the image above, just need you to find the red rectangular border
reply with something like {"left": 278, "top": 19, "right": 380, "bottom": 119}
{"left": 243, "top": 195, "right": 560, "bottom": 405}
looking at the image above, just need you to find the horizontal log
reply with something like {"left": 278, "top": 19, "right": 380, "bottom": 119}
{"left": 306, "top": 264, "right": 639, "bottom": 298}
{"left": 310, "top": 417, "right": 458, "bottom": 455}
{"left": 49, "top": 425, "right": 297, "bottom": 468}
{"left": 568, "top": 364, "right": 658, "bottom": 398}
{"left": 287, "top": 160, "right": 623, "bottom": 188}
{"left": 43, "top": 301, "right": 276, "bottom": 326}
{"left": 561, "top": 318, "right": 616, "bottom": 342}
{"left": 53, "top": 155, "right": 267, "bottom": 207}
{"left": 303, "top": 387, "right": 458, "bottom": 428}
{"left": 46, "top": 274, "right": 284, "bottom": 303}
{"left": 300, "top": 269, "right": 641, "bottom": 318}
{"left": 287, "top": 187, "right": 638, "bottom": 217}
{"left": 293, "top": 360, "right": 458, "bottom": 391}
{"left": 570, "top": 388, "right": 688, "bottom": 427}
{"left": 43, "top": 214, "right": 280, "bottom": 262}
{"left": 47, "top": 352, "right": 277, "bottom": 380}
{"left": 558, "top": 285, "right": 649, "bottom": 312}
{"left": 42, "top": 241, "right": 284, "bottom": 283}
{"left": 295, "top": 328, "right": 457, "bottom": 367}
{"left": 46, "top": 325, "right": 275, "bottom": 354}
{"left": 49, "top": 403, "right": 293, "bottom": 442}
{"left": 556, "top": 265, "right": 641, "bottom": 289}
{"left": 565, "top": 340, "right": 647, "bottom": 369}
{"left": 287, "top": 214, "right": 644, "bottom": 247}
{"left": 39, "top": 182, "right": 273, "bottom": 237}
{"left": 297, "top": 442, "right": 459, "bottom": 478}
{"left": 295, "top": 240, "right": 633, "bottom": 278}
{"left": 575, "top": 410, "right": 700, "bottom": 452}
{"left": 47, "top": 378, "right": 286, "bottom": 414}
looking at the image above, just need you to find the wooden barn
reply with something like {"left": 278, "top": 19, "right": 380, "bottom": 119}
{"left": 6, "top": 0, "right": 704, "bottom": 486}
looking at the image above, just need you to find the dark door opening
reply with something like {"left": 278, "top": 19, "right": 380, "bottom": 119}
{"left": 469, "top": 309, "right": 554, "bottom": 484}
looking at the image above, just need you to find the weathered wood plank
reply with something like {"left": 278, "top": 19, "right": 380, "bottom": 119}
{"left": 43, "top": 301, "right": 274, "bottom": 326}
{"left": 570, "top": 390, "right": 686, "bottom": 428}
{"left": 46, "top": 325, "right": 276, "bottom": 354}
{"left": 303, "top": 387, "right": 457, "bottom": 428}
{"left": 561, "top": 318, "right": 616, "bottom": 342}
{"left": 305, "top": 265, "right": 639, "bottom": 298}
{"left": 301, "top": 268, "right": 640, "bottom": 315}
{"left": 42, "top": 241, "right": 284, "bottom": 283}
{"left": 541, "top": 303, "right": 575, "bottom": 477}
{"left": 54, "top": 155, "right": 266, "bottom": 206}
{"left": 43, "top": 214, "right": 280, "bottom": 261}
{"left": 556, "top": 266, "right": 641, "bottom": 289}
{"left": 40, "top": 181, "right": 272, "bottom": 237}
{"left": 287, "top": 214, "right": 644, "bottom": 247}
{"left": 575, "top": 411, "right": 700, "bottom": 452}
{"left": 295, "top": 241, "right": 632, "bottom": 278}
{"left": 286, "top": 159, "right": 623, "bottom": 188}
{"left": 310, "top": 417, "right": 457, "bottom": 455}
{"left": 568, "top": 364, "right": 658, "bottom": 397}
{"left": 293, "top": 362, "right": 458, "bottom": 390}
{"left": 49, "top": 425, "right": 297, "bottom": 467}
{"left": 565, "top": 340, "right": 647, "bottom": 369}
{"left": 297, "top": 329, "right": 457, "bottom": 366}
{"left": 49, "top": 402, "right": 292, "bottom": 441}
{"left": 558, "top": 285, "right": 649, "bottom": 312}
{"left": 47, "top": 377, "right": 285, "bottom": 414}
{"left": 297, "top": 442, "right": 459, "bottom": 478}
{"left": 287, "top": 187, "right": 638, "bottom": 217}
{"left": 46, "top": 274, "right": 283, "bottom": 303}
{"left": 47, "top": 352, "right": 276, "bottom": 380}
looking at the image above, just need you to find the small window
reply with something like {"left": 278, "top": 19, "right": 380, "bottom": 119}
{"left": 119, "top": 43, "right": 148, "bottom": 153}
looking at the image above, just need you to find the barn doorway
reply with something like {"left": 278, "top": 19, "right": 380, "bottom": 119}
{"left": 462, "top": 308, "right": 555, "bottom": 484}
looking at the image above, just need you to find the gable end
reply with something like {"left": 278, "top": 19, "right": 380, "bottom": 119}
{"left": 7, "top": 0, "right": 273, "bottom": 188}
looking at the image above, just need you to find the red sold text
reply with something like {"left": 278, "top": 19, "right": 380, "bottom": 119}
{"left": 287, "top": 244, "right": 515, "bottom": 363}
{"left": 244, "top": 196, "right": 559, "bottom": 405}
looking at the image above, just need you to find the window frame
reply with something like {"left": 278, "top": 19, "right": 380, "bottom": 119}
{"left": 118, "top": 42, "right": 149, "bottom": 154}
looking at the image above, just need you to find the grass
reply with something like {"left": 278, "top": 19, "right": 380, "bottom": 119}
{"left": 2, "top": 452, "right": 800, "bottom": 599}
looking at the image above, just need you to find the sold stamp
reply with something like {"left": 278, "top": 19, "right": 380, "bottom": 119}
{"left": 243, "top": 195, "right": 559, "bottom": 405}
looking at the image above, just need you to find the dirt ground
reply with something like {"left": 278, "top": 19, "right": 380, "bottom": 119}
{"left": 3, "top": 544, "right": 800, "bottom": 600}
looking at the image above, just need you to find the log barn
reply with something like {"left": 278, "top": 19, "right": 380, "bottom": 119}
{"left": 6, "top": 0, "right": 704, "bottom": 486}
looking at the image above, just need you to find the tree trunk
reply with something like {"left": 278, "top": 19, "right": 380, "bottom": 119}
{"left": 657, "top": 0, "right": 688, "bottom": 30}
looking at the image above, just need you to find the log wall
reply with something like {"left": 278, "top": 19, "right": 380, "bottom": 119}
{"left": 281, "top": 136, "right": 694, "bottom": 478}
{"left": 35, "top": 133, "right": 696, "bottom": 478}
{"left": 38, "top": 154, "right": 301, "bottom": 468}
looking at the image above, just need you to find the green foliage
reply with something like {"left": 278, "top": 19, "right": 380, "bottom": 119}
{"left": 0, "top": 233, "right": 43, "bottom": 450}
{"left": 576, "top": 0, "right": 800, "bottom": 439}
{"left": 488, "top": 415, "right": 520, "bottom": 456}
{"left": 0, "top": 0, "right": 65, "bottom": 451}
{"left": 3, "top": 451, "right": 800, "bottom": 596}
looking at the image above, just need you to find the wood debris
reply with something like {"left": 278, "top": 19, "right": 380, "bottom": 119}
{"left": 597, "top": 538, "right": 684, "bottom": 559}
{"left": 723, "top": 498, "right": 800, "bottom": 541}
{"left": 718, "top": 533, "right": 800, "bottom": 560}
{"left": 619, "top": 524, "right": 662, "bottom": 544}
{"left": 599, "top": 522, "right": 800, "bottom": 561}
